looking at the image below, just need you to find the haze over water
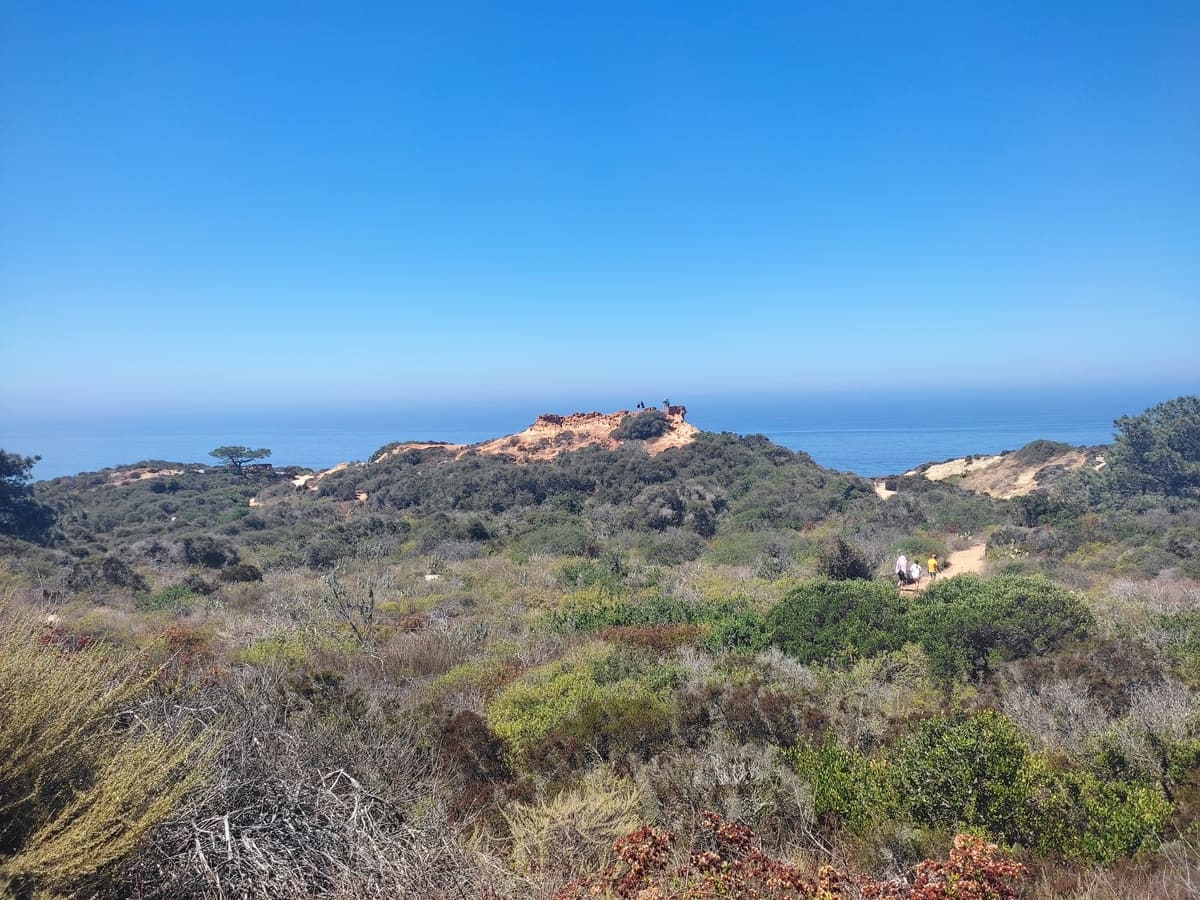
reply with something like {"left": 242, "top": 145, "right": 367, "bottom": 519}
{"left": 3, "top": 385, "right": 1186, "bottom": 482}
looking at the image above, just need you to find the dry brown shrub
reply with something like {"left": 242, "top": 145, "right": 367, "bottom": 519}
{"left": 218, "top": 580, "right": 266, "bottom": 613}
{"left": 1025, "top": 838, "right": 1200, "bottom": 900}
{"left": 0, "top": 604, "right": 211, "bottom": 897}
{"left": 1001, "top": 677, "right": 1108, "bottom": 754}
{"left": 630, "top": 734, "right": 815, "bottom": 854}
{"left": 599, "top": 623, "right": 704, "bottom": 652}
{"left": 502, "top": 769, "right": 646, "bottom": 882}
{"left": 374, "top": 624, "right": 480, "bottom": 681}
{"left": 119, "top": 667, "right": 494, "bottom": 899}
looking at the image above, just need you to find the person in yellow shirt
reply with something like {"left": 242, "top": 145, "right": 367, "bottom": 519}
{"left": 928, "top": 554, "right": 939, "bottom": 579}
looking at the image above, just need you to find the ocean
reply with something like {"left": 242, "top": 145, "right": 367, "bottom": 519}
{"left": 2, "top": 385, "right": 1191, "bottom": 482}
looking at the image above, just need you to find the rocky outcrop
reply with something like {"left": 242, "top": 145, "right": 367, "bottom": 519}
{"left": 905, "top": 445, "right": 1104, "bottom": 499}
{"left": 473, "top": 408, "right": 698, "bottom": 461}
{"left": 293, "top": 408, "right": 702, "bottom": 491}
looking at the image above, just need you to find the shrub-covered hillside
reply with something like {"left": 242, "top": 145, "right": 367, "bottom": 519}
{"left": 1, "top": 397, "right": 1199, "bottom": 898}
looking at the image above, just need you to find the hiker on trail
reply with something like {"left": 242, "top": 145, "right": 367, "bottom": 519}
{"left": 895, "top": 554, "right": 908, "bottom": 586}
{"left": 928, "top": 554, "right": 939, "bottom": 579}
{"left": 909, "top": 560, "right": 921, "bottom": 585}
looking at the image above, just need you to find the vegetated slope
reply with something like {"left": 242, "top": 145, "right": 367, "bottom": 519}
{"left": 20, "top": 421, "right": 889, "bottom": 580}
{"left": 4, "top": 396, "right": 1200, "bottom": 898}
{"left": 904, "top": 440, "right": 1105, "bottom": 499}
{"left": 309, "top": 429, "right": 876, "bottom": 559}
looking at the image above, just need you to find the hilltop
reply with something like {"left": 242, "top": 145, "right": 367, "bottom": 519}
{"left": 371, "top": 405, "right": 698, "bottom": 465}
{"left": 298, "top": 406, "right": 701, "bottom": 494}
{"left": 900, "top": 440, "right": 1105, "bottom": 499}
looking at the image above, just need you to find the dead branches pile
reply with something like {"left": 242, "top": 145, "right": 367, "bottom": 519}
{"left": 117, "top": 669, "right": 492, "bottom": 899}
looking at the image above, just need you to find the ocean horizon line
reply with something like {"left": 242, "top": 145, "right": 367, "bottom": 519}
{"left": 5, "top": 383, "right": 1192, "bottom": 482}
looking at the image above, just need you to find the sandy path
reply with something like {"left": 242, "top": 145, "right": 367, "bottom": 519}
{"left": 900, "top": 542, "right": 987, "bottom": 593}
{"left": 873, "top": 480, "right": 896, "bottom": 500}
{"left": 946, "top": 542, "right": 987, "bottom": 577}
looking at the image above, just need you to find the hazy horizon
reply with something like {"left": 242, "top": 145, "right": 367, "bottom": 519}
{"left": 3, "top": 379, "right": 1196, "bottom": 424}
{"left": 5, "top": 382, "right": 1193, "bottom": 481}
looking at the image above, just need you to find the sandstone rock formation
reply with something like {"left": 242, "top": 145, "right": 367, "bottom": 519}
{"left": 299, "top": 408, "right": 701, "bottom": 491}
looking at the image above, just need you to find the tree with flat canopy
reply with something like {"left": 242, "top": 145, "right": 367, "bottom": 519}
{"left": 209, "top": 445, "right": 272, "bottom": 475}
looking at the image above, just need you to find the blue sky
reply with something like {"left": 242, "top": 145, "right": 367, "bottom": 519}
{"left": 2, "top": 1, "right": 1198, "bottom": 418}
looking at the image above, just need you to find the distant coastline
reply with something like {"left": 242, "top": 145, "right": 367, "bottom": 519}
{"left": 2, "top": 385, "right": 1191, "bottom": 481}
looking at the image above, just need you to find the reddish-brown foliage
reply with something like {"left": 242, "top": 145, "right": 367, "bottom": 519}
{"left": 479, "top": 658, "right": 528, "bottom": 697}
{"left": 554, "top": 814, "right": 1025, "bottom": 900}
{"left": 37, "top": 624, "right": 96, "bottom": 653}
{"left": 161, "top": 623, "right": 213, "bottom": 667}
{"left": 599, "top": 624, "right": 705, "bottom": 653}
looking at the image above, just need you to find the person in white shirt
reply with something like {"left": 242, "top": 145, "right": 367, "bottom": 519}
{"left": 910, "top": 561, "right": 921, "bottom": 585}
{"left": 895, "top": 554, "right": 908, "bottom": 585}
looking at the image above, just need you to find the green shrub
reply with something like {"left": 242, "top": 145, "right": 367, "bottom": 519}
{"left": 908, "top": 574, "right": 1092, "bottom": 682}
{"left": 788, "top": 733, "right": 896, "bottom": 835}
{"left": 892, "top": 711, "right": 1171, "bottom": 862}
{"left": 767, "top": 579, "right": 907, "bottom": 665}
{"left": 927, "top": 495, "right": 999, "bottom": 534}
{"left": 233, "top": 630, "right": 331, "bottom": 668}
{"left": 815, "top": 535, "right": 872, "bottom": 580}
{"left": 511, "top": 521, "right": 595, "bottom": 558}
{"left": 895, "top": 711, "right": 1030, "bottom": 837}
{"left": 1017, "top": 758, "right": 1172, "bottom": 863}
{"left": 639, "top": 529, "right": 706, "bottom": 565}
{"left": 1014, "top": 440, "right": 1076, "bottom": 466}
{"left": 135, "top": 582, "right": 200, "bottom": 612}
{"left": 566, "top": 691, "right": 675, "bottom": 760}
{"left": 553, "top": 590, "right": 695, "bottom": 633}
{"left": 612, "top": 410, "right": 670, "bottom": 441}
{"left": 1158, "top": 610, "right": 1200, "bottom": 680}
{"left": 707, "top": 532, "right": 783, "bottom": 566}
{"left": 894, "top": 534, "right": 945, "bottom": 562}
{"left": 558, "top": 556, "right": 625, "bottom": 593}
{"left": 67, "top": 555, "right": 148, "bottom": 593}
{"left": 305, "top": 537, "right": 353, "bottom": 570}
{"left": 555, "top": 591, "right": 768, "bottom": 654}
{"left": 1068, "top": 773, "right": 1172, "bottom": 862}
{"left": 218, "top": 562, "right": 263, "bottom": 582}
{"left": 702, "top": 608, "right": 771, "bottom": 654}
{"left": 486, "top": 644, "right": 679, "bottom": 767}
{"left": 180, "top": 535, "right": 239, "bottom": 568}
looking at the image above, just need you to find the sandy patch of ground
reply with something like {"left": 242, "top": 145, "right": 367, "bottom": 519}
{"left": 873, "top": 480, "right": 896, "bottom": 500}
{"left": 473, "top": 409, "right": 698, "bottom": 462}
{"left": 946, "top": 542, "right": 987, "bottom": 576}
{"left": 108, "top": 466, "right": 184, "bottom": 486}
{"left": 293, "top": 462, "right": 351, "bottom": 490}
{"left": 902, "top": 447, "right": 1103, "bottom": 499}
{"left": 900, "top": 542, "right": 988, "bottom": 593}
{"left": 908, "top": 455, "right": 1004, "bottom": 481}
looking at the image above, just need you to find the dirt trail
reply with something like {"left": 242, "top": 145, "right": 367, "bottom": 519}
{"left": 900, "top": 542, "right": 988, "bottom": 594}
{"left": 946, "top": 542, "right": 987, "bottom": 576}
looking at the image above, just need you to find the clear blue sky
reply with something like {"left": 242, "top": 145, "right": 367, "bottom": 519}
{"left": 2, "top": 1, "right": 1198, "bottom": 418}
